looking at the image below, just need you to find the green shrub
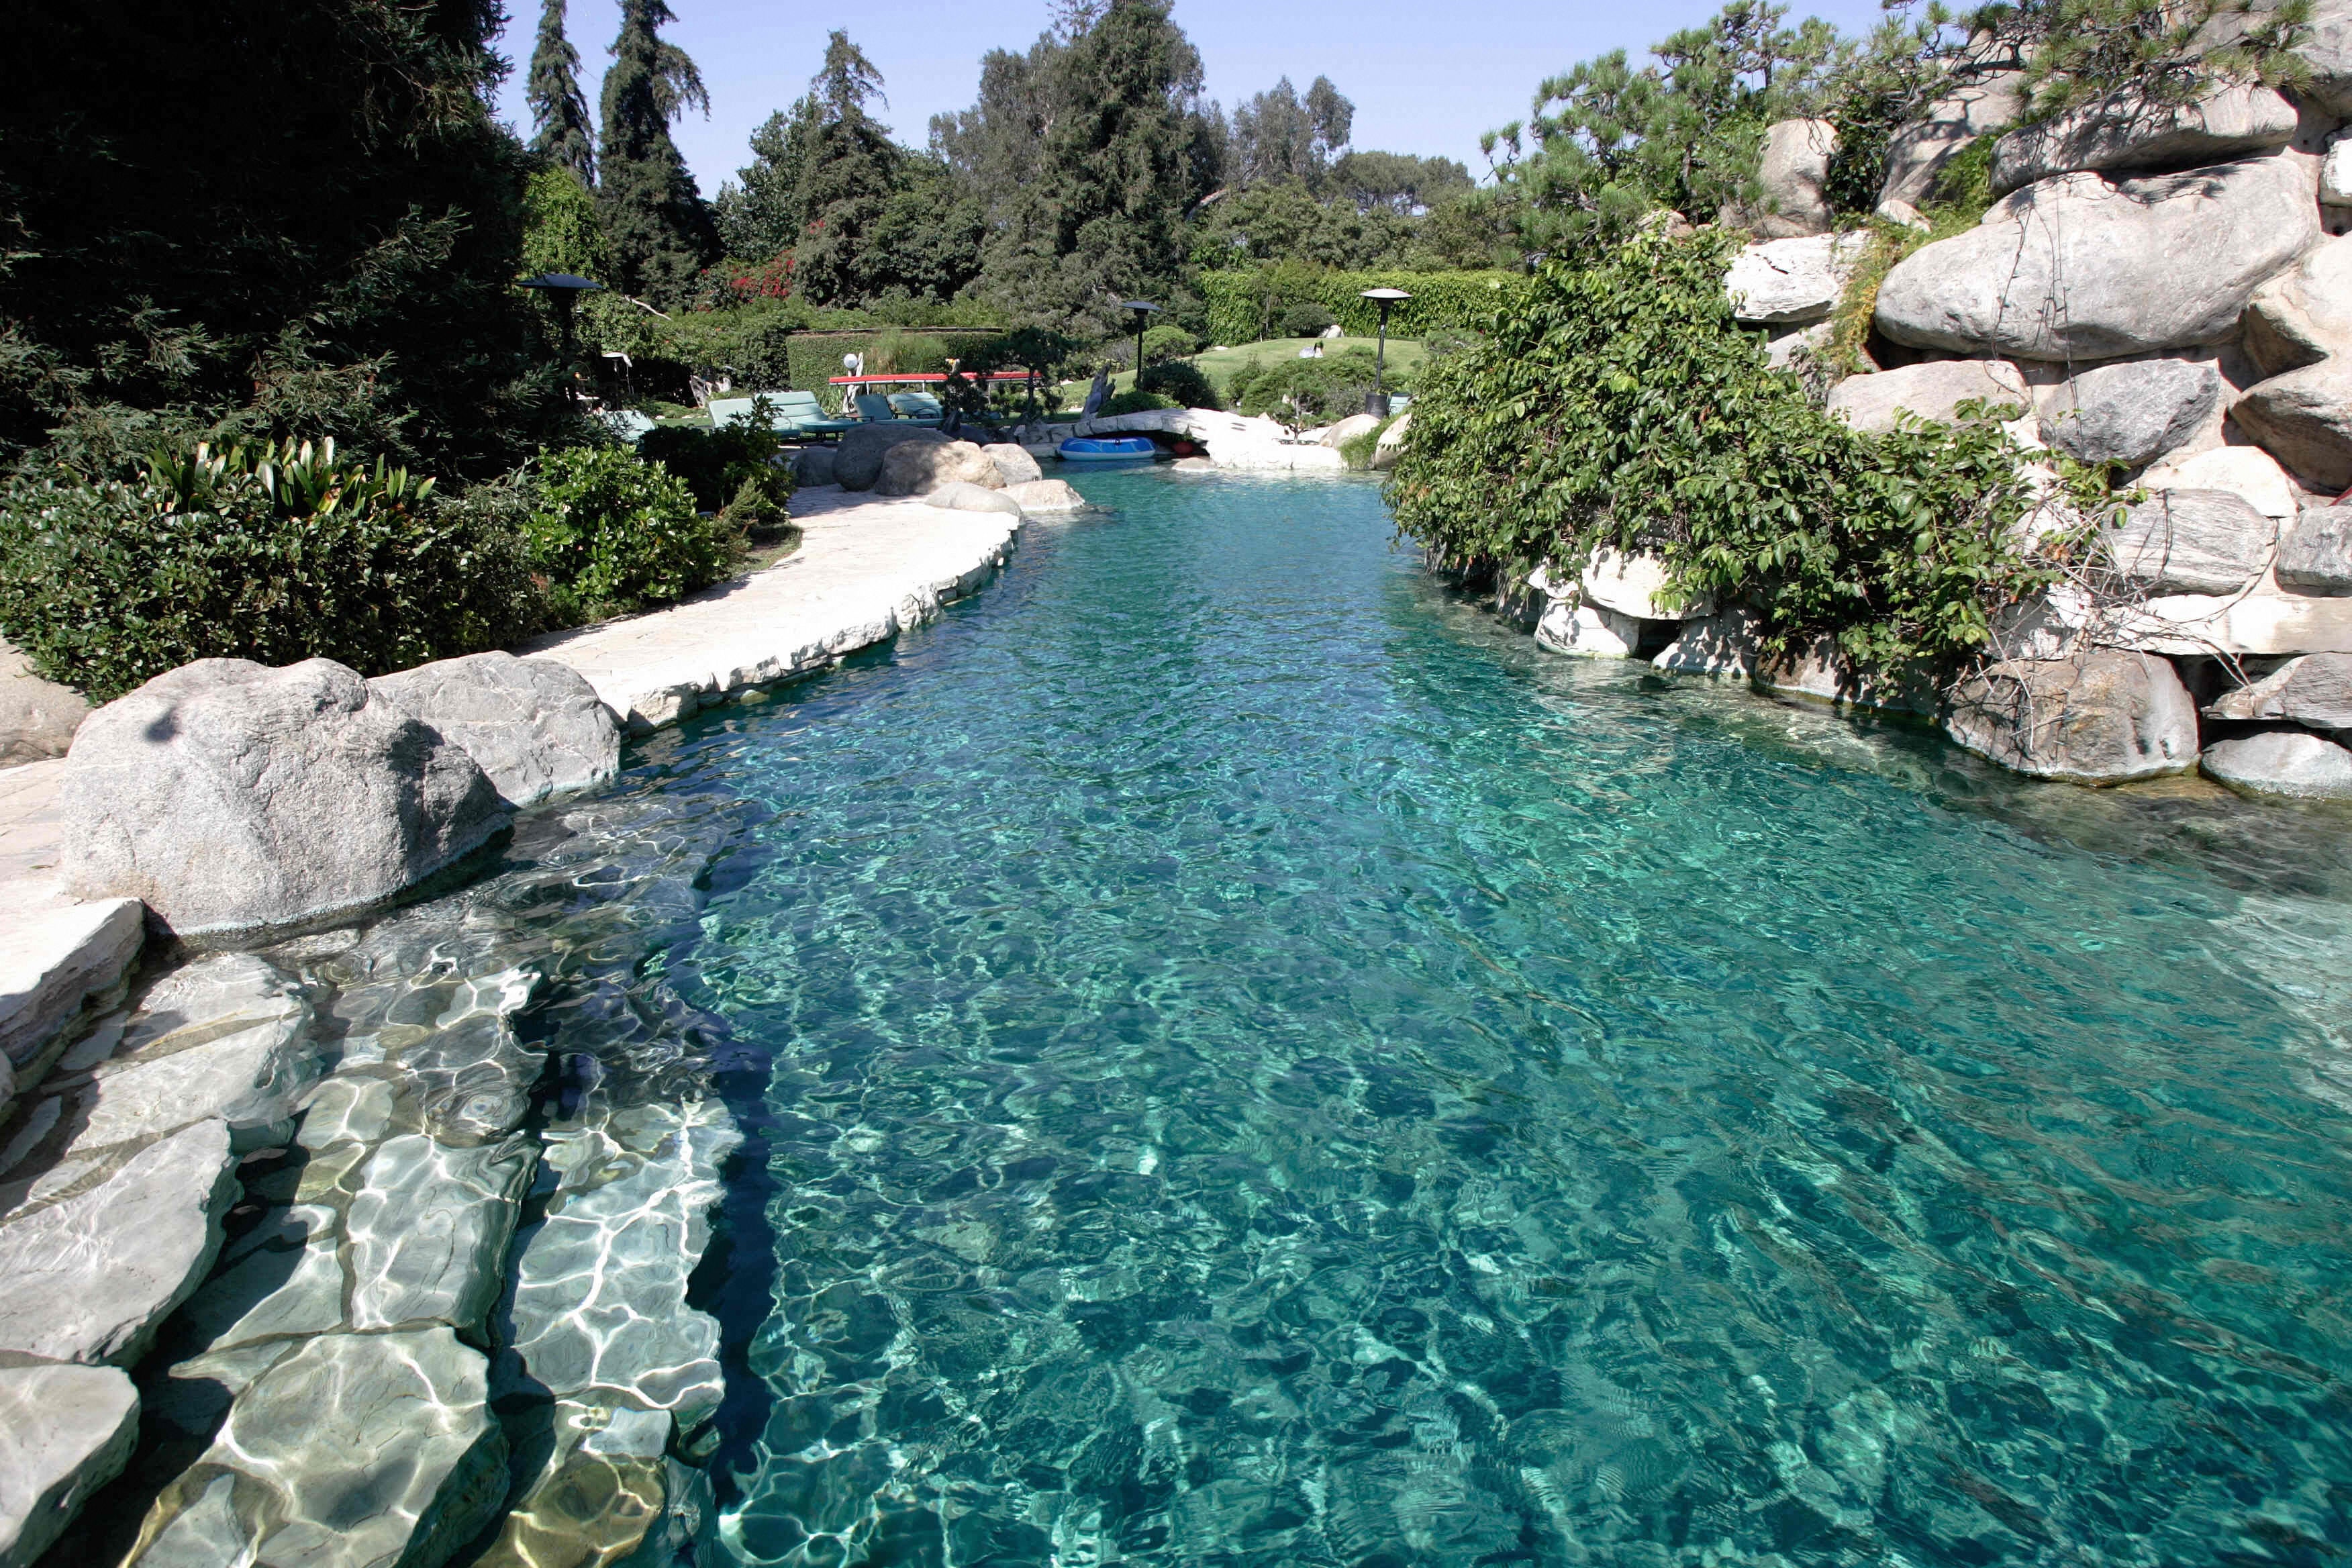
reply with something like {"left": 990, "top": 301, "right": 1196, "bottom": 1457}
{"left": 1338, "top": 414, "right": 1397, "bottom": 471}
{"left": 1277, "top": 301, "right": 1338, "bottom": 338}
{"left": 1138, "top": 360, "right": 1222, "bottom": 411}
{"left": 0, "top": 437, "right": 541, "bottom": 701}
{"left": 524, "top": 447, "right": 738, "bottom": 622}
{"left": 1141, "top": 324, "right": 1199, "bottom": 365}
{"left": 1389, "top": 230, "right": 2067, "bottom": 675}
{"left": 1100, "top": 389, "right": 1178, "bottom": 417}
{"left": 635, "top": 413, "right": 795, "bottom": 540}
{"left": 1199, "top": 268, "right": 1526, "bottom": 344}
{"left": 1226, "top": 350, "right": 1401, "bottom": 425}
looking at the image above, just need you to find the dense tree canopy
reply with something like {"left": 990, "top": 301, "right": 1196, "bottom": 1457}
{"left": 0, "top": 0, "right": 561, "bottom": 479}
{"left": 597, "top": 0, "right": 718, "bottom": 307}
{"left": 527, "top": 0, "right": 598, "bottom": 187}
{"left": 1230, "top": 75, "right": 1355, "bottom": 193}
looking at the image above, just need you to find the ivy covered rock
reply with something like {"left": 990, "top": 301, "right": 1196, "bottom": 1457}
{"left": 1824, "top": 359, "right": 2032, "bottom": 435}
{"left": 1724, "top": 233, "right": 1869, "bottom": 325}
{"left": 1989, "top": 84, "right": 2298, "bottom": 197}
{"left": 1945, "top": 650, "right": 2200, "bottom": 783}
{"left": 1879, "top": 68, "right": 2026, "bottom": 209}
{"left": 1873, "top": 156, "right": 2318, "bottom": 361}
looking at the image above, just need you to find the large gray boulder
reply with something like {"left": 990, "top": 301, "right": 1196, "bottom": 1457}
{"left": 2230, "top": 363, "right": 2352, "bottom": 489}
{"left": 1880, "top": 68, "right": 2026, "bottom": 209}
{"left": 1874, "top": 155, "right": 2320, "bottom": 360}
{"left": 2242, "top": 233, "right": 2352, "bottom": 376}
{"left": 124, "top": 1327, "right": 507, "bottom": 1568}
{"left": 368, "top": 652, "right": 618, "bottom": 809}
{"left": 0, "top": 1118, "right": 237, "bottom": 1366}
{"left": 2278, "top": 507, "right": 2352, "bottom": 593}
{"left": 1825, "top": 358, "right": 2031, "bottom": 434}
{"left": 1945, "top": 650, "right": 2200, "bottom": 782}
{"left": 2039, "top": 358, "right": 2222, "bottom": 465}
{"left": 0, "top": 638, "right": 86, "bottom": 769}
{"left": 874, "top": 438, "right": 1006, "bottom": 497}
{"left": 1653, "top": 605, "right": 1765, "bottom": 678}
{"left": 789, "top": 444, "right": 838, "bottom": 487}
{"left": 63, "top": 658, "right": 507, "bottom": 938}
{"left": 1990, "top": 84, "right": 2298, "bottom": 196}
{"left": 1002, "top": 478, "right": 1088, "bottom": 513}
{"left": 834, "top": 424, "right": 946, "bottom": 491}
{"left": 2202, "top": 728, "right": 2352, "bottom": 798}
{"left": 1724, "top": 232, "right": 1871, "bottom": 325}
{"left": 2206, "top": 652, "right": 2352, "bottom": 727}
{"left": 2106, "top": 489, "right": 2278, "bottom": 594}
{"left": 0, "top": 1363, "right": 140, "bottom": 1568}
{"left": 1731, "top": 119, "right": 1837, "bottom": 238}
{"left": 981, "top": 442, "right": 1044, "bottom": 485}
{"left": 925, "top": 480, "right": 1025, "bottom": 518}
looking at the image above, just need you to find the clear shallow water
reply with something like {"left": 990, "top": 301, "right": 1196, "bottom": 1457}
{"left": 642, "top": 470, "right": 2352, "bottom": 1567}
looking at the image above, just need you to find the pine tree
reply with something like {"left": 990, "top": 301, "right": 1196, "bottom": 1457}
{"left": 791, "top": 32, "right": 903, "bottom": 305}
{"left": 597, "top": 0, "right": 717, "bottom": 307}
{"left": 526, "top": 0, "right": 597, "bottom": 187}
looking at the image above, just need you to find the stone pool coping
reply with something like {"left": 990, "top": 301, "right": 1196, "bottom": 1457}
{"left": 0, "top": 486, "right": 1024, "bottom": 1104}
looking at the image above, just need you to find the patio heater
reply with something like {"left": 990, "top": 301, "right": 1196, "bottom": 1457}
{"left": 1120, "top": 299, "right": 1161, "bottom": 397}
{"left": 1360, "top": 287, "right": 1411, "bottom": 418}
{"left": 519, "top": 273, "right": 606, "bottom": 401}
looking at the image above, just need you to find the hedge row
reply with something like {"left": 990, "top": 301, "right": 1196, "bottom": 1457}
{"left": 1199, "top": 269, "right": 1528, "bottom": 346}
{"left": 781, "top": 330, "right": 1007, "bottom": 402}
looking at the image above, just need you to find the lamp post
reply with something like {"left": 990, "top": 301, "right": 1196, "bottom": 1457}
{"left": 1360, "top": 287, "right": 1410, "bottom": 418}
{"left": 1120, "top": 299, "right": 1161, "bottom": 397}
{"left": 519, "top": 273, "right": 607, "bottom": 403}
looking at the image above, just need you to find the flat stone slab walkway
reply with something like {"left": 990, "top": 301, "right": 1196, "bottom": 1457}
{"left": 0, "top": 488, "right": 1022, "bottom": 1093}
{"left": 526, "top": 486, "right": 1023, "bottom": 732}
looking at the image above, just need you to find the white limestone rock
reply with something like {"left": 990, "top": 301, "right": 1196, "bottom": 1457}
{"left": 1535, "top": 601, "right": 1640, "bottom": 658}
{"left": 874, "top": 439, "right": 1003, "bottom": 497}
{"left": 1874, "top": 155, "right": 2320, "bottom": 361}
{"left": 0, "top": 638, "right": 86, "bottom": 769}
{"left": 1001, "top": 479, "right": 1088, "bottom": 513}
{"left": 1879, "top": 68, "right": 2027, "bottom": 209}
{"left": 0, "top": 895, "right": 142, "bottom": 1077}
{"left": 124, "top": 1327, "right": 507, "bottom": 1568}
{"left": 348, "top": 1132, "right": 536, "bottom": 1337}
{"left": 2139, "top": 445, "right": 2299, "bottom": 518}
{"left": 981, "top": 442, "right": 1043, "bottom": 486}
{"left": 2202, "top": 728, "right": 2352, "bottom": 797}
{"left": 368, "top": 652, "right": 620, "bottom": 809}
{"left": 2231, "top": 363, "right": 2352, "bottom": 490}
{"left": 2278, "top": 507, "right": 2352, "bottom": 593}
{"left": 1755, "top": 638, "right": 1942, "bottom": 715}
{"left": 1580, "top": 548, "right": 1712, "bottom": 620}
{"left": 2106, "top": 490, "right": 2279, "bottom": 594}
{"left": 0, "top": 1363, "right": 140, "bottom": 1568}
{"left": 1730, "top": 119, "right": 1838, "bottom": 238}
{"left": 1369, "top": 409, "right": 1412, "bottom": 472}
{"left": 1989, "top": 84, "right": 2298, "bottom": 195}
{"left": 0, "top": 1118, "right": 238, "bottom": 1366}
{"left": 2242, "top": 233, "right": 2352, "bottom": 377}
{"left": 63, "top": 658, "right": 507, "bottom": 939}
{"left": 2326, "top": 139, "right": 2352, "bottom": 205}
{"left": 1945, "top": 650, "right": 2200, "bottom": 783}
{"left": 834, "top": 424, "right": 946, "bottom": 491}
{"left": 1826, "top": 358, "right": 2032, "bottom": 434}
{"left": 2038, "top": 359, "right": 2222, "bottom": 466}
{"left": 2206, "top": 652, "right": 2352, "bottom": 728}
{"left": 1653, "top": 606, "right": 1765, "bottom": 677}
{"left": 926, "top": 480, "right": 1025, "bottom": 518}
{"left": 2112, "top": 583, "right": 2352, "bottom": 656}
{"left": 1725, "top": 232, "right": 1871, "bottom": 326}
{"left": 1318, "top": 412, "right": 1381, "bottom": 448}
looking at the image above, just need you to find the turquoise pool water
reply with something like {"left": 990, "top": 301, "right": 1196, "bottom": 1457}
{"left": 644, "top": 470, "right": 2352, "bottom": 1566}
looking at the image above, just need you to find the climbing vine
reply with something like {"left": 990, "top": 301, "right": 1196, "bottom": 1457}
{"left": 1387, "top": 228, "right": 2073, "bottom": 674}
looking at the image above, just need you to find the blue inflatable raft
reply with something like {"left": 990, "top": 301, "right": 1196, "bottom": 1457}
{"left": 1057, "top": 435, "right": 1159, "bottom": 463}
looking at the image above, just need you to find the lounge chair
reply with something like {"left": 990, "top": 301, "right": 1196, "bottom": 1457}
{"left": 771, "top": 389, "right": 854, "bottom": 437}
{"left": 888, "top": 392, "right": 946, "bottom": 426}
{"left": 851, "top": 392, "right": 903, "bottom": 424}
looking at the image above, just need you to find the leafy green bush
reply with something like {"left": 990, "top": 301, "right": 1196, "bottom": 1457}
{"left": 635, "top": 414, "right": 795, "bottom": 539}
{"left": 1138, "top": 360, "right": 1222, "bottom": 411}
{"left": 1277, "top": 301, "right": 1338, "bottom": 338}
{"left": 1141, "top": 324, "right": 1199, "bottom": 364}
{"left": 0, "top": 438, "right": 541, "bottom": 701}
{"left": 1200, "top": 267, "right": 1526, "bottom": 344}
{"left": 1338, "top": 414, "right": 1397, "bottom": 471}
{"left": 1100, "top": 389, "right": 1178, "bottom": 417}
{"left": 523, "top": 447, "right": 738, "bottom": 622}
{"left": 1226, "top": 350, "right": 1402, "bottom": 425}
{"left": 1389, "top": 230, "right": 2064, "bottom": 674}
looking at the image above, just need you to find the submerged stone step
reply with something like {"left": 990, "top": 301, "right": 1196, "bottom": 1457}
{"left": 0, "top": 1361, "right": 140, "bottom": 1568}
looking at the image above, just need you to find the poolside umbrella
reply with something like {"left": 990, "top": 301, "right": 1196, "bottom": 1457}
{"left": 1360, "top": 287, "right": 1410, "bottom": 418}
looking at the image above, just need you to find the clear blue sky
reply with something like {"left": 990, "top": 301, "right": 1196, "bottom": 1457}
{"left": 495, "top": 0, "right": 1894, "bottom": 198}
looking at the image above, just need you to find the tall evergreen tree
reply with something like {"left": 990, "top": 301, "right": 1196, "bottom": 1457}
{"left": 791, "top": 32, "right": 903, "bottom": 305}
{"left": 597, "top": 0, "right": 717, "bottom": 306}
{"left": 527, "top": 0, "right": 597, "bottom": 186}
